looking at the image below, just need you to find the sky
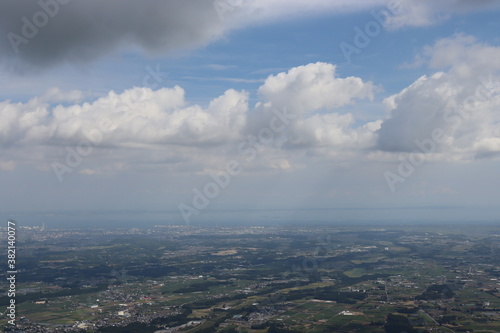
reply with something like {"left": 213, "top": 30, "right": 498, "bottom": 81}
{"left": 1, "top": 0, "right": 500, "bottom": 227}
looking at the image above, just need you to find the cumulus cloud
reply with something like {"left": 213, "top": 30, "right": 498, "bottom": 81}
{"left": 5, "top": 47, "right": 500, "bottom": 175}
{"left": 421, "top": 34, "right": 500, "bottom": 76}
{"left": 0, "top": 62, "right": 380, "bottom": 172}
{"left": 286, "top": 113, "right": 381, "bottom": 150}
{"left": 377, "top": 35, "right": 500, "bottom": 158}
{"left": 4, "top": 35, "right": 500, "bottom": 174}
{"left": 377, "top": 72, "right": 457, "bottom": 152}
{"left": 249, "top": 62, "right": 376, "bottom": 150}
{"left": 0, "top": 86, "right": 249, "bottom": 149}
{"left": 258, "top": 62, "right": 374, "bottom": 115}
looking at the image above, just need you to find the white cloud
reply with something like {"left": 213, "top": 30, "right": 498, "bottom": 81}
{"left": 0, "top": 86, "right": 249, "bottom": 149}
{"left": 258, "top": 62, "right": 374, "bottom": 115}
{"left": 422, "top": 34, "right": 500, "bottom": 77}
{"left": 252, "top": 62, "right": 377, "bottom": 151}
{"left": 377, "top": 35, "right": 500, "bottom": 159}
{"left": 4, "top": 48, "right": 500, "bottom": 176}
{"left": 377, "top": 72, "right": 459, "bottom": 152}
{"left": 286, "top": 113, "right": 381, "bottom": 150}
{"left": 0, "top": 62, "right": 379, "bottom": 173}
{"left": 0, "top": 98, "right": 51, "bottom": 146}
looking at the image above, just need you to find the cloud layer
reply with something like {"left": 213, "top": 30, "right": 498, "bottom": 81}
{"left": 2, "top": 35, "right": 500, "bottom": 177}
{"left": 378, "top": 35, "right": 500, "bottom": 159}
{"left": 2, "top": 0, "right": 499, "bottom": 70}
{"left": 0, "top": 85, "right": 249, "bottom": 148}
{"left": 0, "top": 62, "right": 377, "bottom": 173}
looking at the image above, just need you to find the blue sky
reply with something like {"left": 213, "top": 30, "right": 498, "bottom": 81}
{"left": 1, "top": 0, "right": 500, "bottom": 226}
{"left": 4, "top": 3, "right": 499, "bottom": 102}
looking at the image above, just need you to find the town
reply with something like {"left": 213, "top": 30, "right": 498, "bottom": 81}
{"left": 1, "top": 223, "right": 499, "bottom": 332}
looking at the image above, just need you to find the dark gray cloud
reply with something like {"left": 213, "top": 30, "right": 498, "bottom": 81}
{"left": 0, "top": 0, "right": 224, "bottom": 70}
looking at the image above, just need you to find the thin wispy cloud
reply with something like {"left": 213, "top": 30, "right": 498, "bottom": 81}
{"left": 181, "top": 76, "right": 265, "bottom": 83}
